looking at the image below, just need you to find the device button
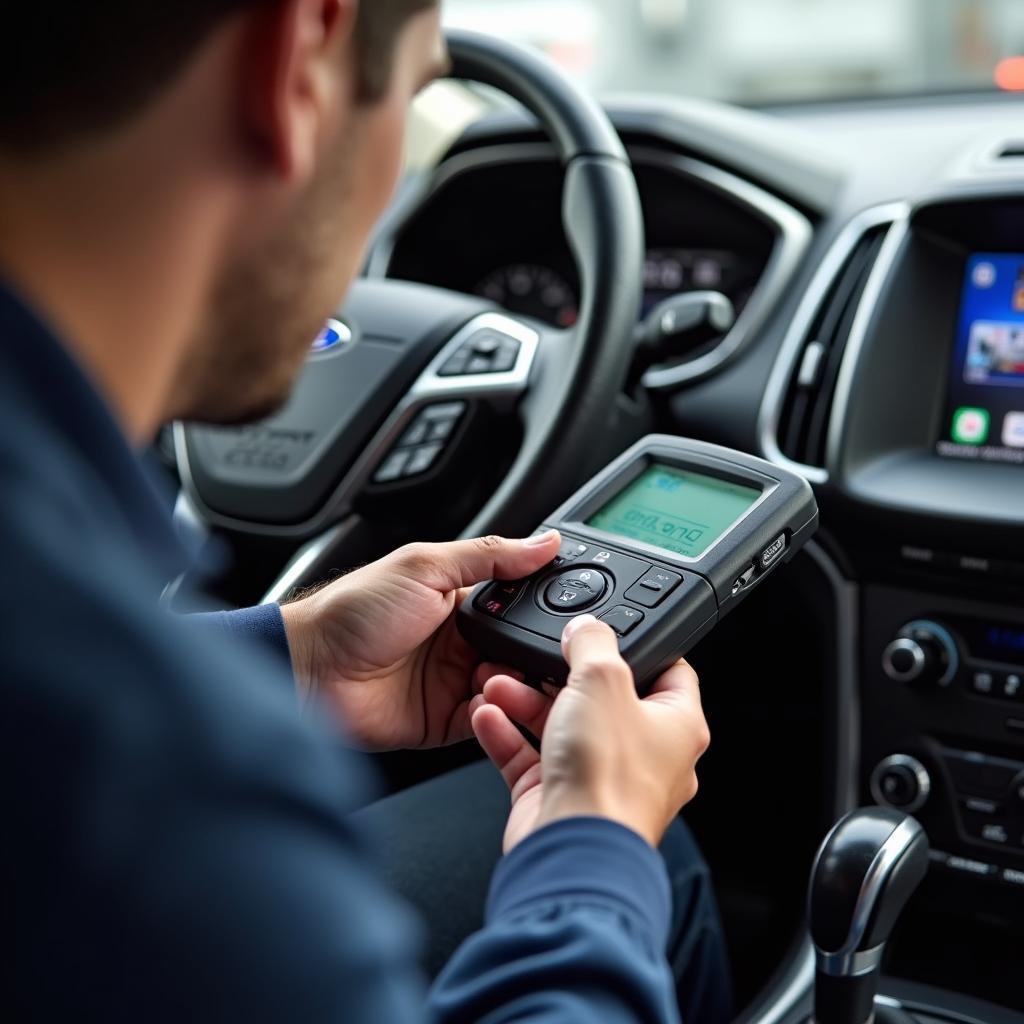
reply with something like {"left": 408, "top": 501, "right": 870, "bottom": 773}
{"left": 1002, "top": 673, "right": 1023, "bottom": 701}
{"left": 552, "top": 539, "right": 590, "bottom": 567}
{"left": 600, "top": 605, "right": 645, "bottom": 637}
{"left": 759, "top": 533, "right": 787, "bottom": 571}
{"left": 624, "top": 568, "right": 683, "bottom": 608}
{"left": 971, "top": 670, "right": 995, "bottom": 696}
{"left": 543, "top": 568, "right": 608, "bottom": 612}
{"left": 476, "top": 580, "right": 528, "bottom": 620}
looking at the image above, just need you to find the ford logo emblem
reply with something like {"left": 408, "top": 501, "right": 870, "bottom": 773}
{"left": 311, "top": 318, "right": 353, "bottom": 354}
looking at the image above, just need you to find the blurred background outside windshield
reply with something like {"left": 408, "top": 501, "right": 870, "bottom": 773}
{"left": 442, "top": 0, "right": 1024, "bottom": 103}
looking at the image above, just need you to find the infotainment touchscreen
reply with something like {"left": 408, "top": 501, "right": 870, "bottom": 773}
{"left": 938, "top": 253, "right": 1024, "bottom": 464}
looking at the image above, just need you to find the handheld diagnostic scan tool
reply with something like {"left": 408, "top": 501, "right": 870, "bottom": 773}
{"left": 458, "top": 436, "right": 818, "bottom": 691}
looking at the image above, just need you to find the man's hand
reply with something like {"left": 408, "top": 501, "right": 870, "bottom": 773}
{"left": 279, "top": 531, "right": 561, "bottom": 750}
{"left": 470, "top": 614, "right": 710, "bottom": 851}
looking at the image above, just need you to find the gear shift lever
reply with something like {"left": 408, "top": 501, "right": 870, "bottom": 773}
{"left": 807, "top": 807, "right": 929, "bottom": 1024}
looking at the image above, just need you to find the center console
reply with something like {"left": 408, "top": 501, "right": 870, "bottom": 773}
{"left": 761, "top": 183, "right": 1024, "bottom": 1019}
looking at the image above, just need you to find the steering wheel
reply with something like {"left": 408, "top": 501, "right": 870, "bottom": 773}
{"left": 175, "top": 30, "right": 645, "bottom": 591}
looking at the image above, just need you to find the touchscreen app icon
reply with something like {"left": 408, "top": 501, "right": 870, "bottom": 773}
{"left": 1003, "top": 412, "right": 1024, "bottom": 448}
{"left": 952, "top": 407, "right": 990, "bottom": 445}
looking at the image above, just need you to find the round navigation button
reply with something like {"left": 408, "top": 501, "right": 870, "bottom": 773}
{"left": 543, "top": 568, "right": 609, "bottom": 612}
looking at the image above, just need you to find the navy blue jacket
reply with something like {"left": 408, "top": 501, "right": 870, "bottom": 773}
{"left": 1, "top": 283, "right": 679, "bottom": 1022}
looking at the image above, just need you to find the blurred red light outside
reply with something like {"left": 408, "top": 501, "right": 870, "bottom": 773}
{"left": 994, "top": 56, "right": 1024, "bottom": 91}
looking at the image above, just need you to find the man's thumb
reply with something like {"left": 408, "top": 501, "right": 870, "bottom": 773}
{"left": 395, "top": 530, "right": 561, "bottom": 591}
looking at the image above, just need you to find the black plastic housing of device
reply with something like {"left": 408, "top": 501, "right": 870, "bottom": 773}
{"left": 458, "top": 435, "right": 818, "bottom": 690}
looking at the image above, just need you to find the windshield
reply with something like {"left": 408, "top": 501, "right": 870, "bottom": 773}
{"left": 442, "top": 0, "right": 1024, "bottom": 105}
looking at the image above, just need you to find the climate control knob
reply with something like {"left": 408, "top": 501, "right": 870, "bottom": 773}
{"left": 881, "top": 619, "right": 958, "bottom": 687}
{"left": 870, "top": 754, "right": 931, "bottom": 814}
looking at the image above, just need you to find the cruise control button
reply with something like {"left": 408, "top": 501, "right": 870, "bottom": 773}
{"left": 625, "top": 568, "right": 682, "bottom": 608}
{"left": 438, "top": 349, "right": 471, "bottom": 376}
{"left": 543, "top": 568, "right": 608, "bottom": 612}
{"left": 398, "top": 418, "right": 431, "bottom": 447}
{"left": 491, "top": 339, "right": 521, "bottom": 373}
{"left": 373, "top": 450, "right": 411, "bottom": 483}
{"left": 405, "top": 443, "right": 444, "bottom": 477}
{"left": 600, "top": 605, "right": 645, "bottom": 637}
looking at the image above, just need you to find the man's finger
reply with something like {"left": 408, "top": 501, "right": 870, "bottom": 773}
{"left": 395, "top": 531, "right": 561, "bottom": 592}
{"left": 645, "top": 657, "right": 702, "bottom": 708}
{"left": 561, "top": 615, "right": 634, "bottom": 693}
{"left": 472, "top": 703, "right": 540, "bottom": 794}
{"left": 482, "top": 675, "right": 553, "bottom": 738}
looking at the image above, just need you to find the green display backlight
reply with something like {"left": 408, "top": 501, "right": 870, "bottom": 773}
{"left": 587, "top": 463, "right": 761, "bottom": 558}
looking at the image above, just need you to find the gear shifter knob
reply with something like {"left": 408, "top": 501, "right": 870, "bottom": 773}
{"left": 807, "top": 807, "right": 929, "bottom": 1024}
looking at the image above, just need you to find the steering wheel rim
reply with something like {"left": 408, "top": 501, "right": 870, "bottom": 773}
{"left": 177, "top": 29, "right": 644, "bottom": 551}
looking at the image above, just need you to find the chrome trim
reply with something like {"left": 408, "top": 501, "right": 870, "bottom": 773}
{"left": 633, "top": 150, "right": 813, "bottom": 389}
{"left": 870, "top": 755, "right": 931, "bottom": 815}
{"left": 900, "top": 619, "right": 959, "bottom": 687}
{"left": 824, "top": 212, "right": 912, "bottom": 474}
{"left": 758, "top": 202, "right": 908, "bottom": 485}
{"left": 809, "top": 816, "right": 924, "bottom": 977}
{"left": 739, "top": 939, "right": 816, "bottom": 1024}
{"left": 817, "top": 942, "right": 884, "bottom": 979}
{"left": 175, "top": 312, "right": 539, "bottom": 539}
{"left": 261, "top": 519, "right": 356, "bottom": 605}
{"left": 881, "top": 638, "right": 925, "bottom": 682}
{"left": 371, "top": 141, "right": 813, "bottom": 389}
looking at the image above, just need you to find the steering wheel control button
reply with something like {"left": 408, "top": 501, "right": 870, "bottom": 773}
{"left": 373, "top": 450, "right": 411, "bottom": 484}
{"left": 438, "top": 330, "right": 522, "bottom": 377}
{"left": 543, "top": 568, "right": 608, "bottom": 612}
{"left": 758, "top": 533, "right": 787, "bottom": 571}
{"left": 624, "top": 568, "right": 683, "bottom": 608}
{"left": 477, "top": 580, "right": 528, "bottom": 620}
{"left": 405, "top": 443, "right": 444, "bottom": 477}
{"left": 599, "top": 606, "right": 645, "bottom": 637}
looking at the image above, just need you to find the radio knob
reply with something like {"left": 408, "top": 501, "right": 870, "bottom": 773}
{"left": 881, "top": 620, "right": 959, "bottom": 687}
{"left": 870, "top": 755, "right": 931, "bottom": 814}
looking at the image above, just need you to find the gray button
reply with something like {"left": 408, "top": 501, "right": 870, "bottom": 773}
{"left": 398, "top": 418, "right": 431, "bottom": 447}
{"left": 405, "top": 443, "right": 444, "bottom": 477}
{"left": 374, "top": 450, "right": 411, "bottom": 483}
{"left": 600, "top": 605, "right": 645, "bottom": 637}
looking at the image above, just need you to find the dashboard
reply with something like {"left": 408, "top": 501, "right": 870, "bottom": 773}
{"left": 383, "top": 152, "right": 773, "bottom": 353}
{"left": 365, "top": 88, "right": 1024, "bottom": 1022}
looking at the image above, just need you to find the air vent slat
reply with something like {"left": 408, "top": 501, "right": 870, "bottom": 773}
{"left": 777, "top": 225, "right": 889, "bottom": 469}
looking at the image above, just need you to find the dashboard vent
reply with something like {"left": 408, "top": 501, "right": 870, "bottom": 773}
{"left": 996, "top": 142, "right": 1024, "bottom": 160}
{"left": 777, "top": 224, "right": 889, "bottom": 468}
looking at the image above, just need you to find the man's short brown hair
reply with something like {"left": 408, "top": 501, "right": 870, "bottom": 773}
{"left": 0, "top": 0, "right": 436, "bottom": 153}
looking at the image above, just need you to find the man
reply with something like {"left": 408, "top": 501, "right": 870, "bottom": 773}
{"left": 1, "top": 2, "right": 729, "bottom": 1020}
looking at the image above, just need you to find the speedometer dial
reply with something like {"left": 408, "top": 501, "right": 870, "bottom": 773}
{"left": 475, "top": 264, "right": 579, "bottom": 328}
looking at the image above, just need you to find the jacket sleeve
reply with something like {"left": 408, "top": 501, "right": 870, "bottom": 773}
{"left": 189, "top": 603, "right": 294, "bottom": 679}
{"left": 428, "top": 817, "right": 680, "bottom": 1024}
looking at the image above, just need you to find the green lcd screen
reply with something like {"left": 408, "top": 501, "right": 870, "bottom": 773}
{"left": 586, "top": 463, "right": 761, "bottom": 558}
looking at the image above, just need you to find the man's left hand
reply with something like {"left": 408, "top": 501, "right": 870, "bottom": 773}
{"left": 279, "top": 531, "right": 561, "bottom": 750}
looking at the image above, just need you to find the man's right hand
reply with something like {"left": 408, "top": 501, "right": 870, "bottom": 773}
{"left": 470, "top": 614, "right": 711, "bottom": 852}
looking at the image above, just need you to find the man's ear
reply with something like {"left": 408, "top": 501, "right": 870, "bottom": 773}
{"left": 241, "top": 0, "right": 356, "bottom": 182}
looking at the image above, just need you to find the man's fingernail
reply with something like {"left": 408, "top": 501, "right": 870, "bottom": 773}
{"left": 524, "top": 529, "right": 560, "bottom": 547}
{"left": 562, "top": 614, "right": 597, "bottom": 644}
